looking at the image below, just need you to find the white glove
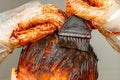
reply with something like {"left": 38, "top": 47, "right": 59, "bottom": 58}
{"left": 66, "top": 0, "right": 120, "bottom": 53}
{"left": 0, "top": 0, "right": 66, "bottom": 63}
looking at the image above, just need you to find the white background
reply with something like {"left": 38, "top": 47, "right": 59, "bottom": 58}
{"left": 0, "top": 0, "right": 120, "bottom": 80}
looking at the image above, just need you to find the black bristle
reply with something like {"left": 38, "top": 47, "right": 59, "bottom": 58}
{"left": 58, "top": 36, "right": 90, "bottom": 51}
{"left": 58, "top": 15, "right": 91, "bottom": 51}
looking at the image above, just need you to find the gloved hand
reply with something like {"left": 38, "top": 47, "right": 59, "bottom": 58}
{"left": 66, "top": 0, "right": 120, "bottom": 53}
{"left": 66, "top": 0, "right": 120, "bottom": 31}
{"left": 0, "top": 0, "right": 66, "bottom": 63}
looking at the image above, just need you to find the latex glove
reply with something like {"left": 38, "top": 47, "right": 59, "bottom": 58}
{"left": 66, "top": 0, "right": 120, "bottom": 53}
{"left": 0, "top": 0, "right": 66, "bottom": 63}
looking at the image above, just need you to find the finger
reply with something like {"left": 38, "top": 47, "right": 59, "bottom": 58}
{"left": 16, "top": 4, "right": 66, "bottom": 32}
{"left": 10, "top": 23, "right": 57, "bottom": 47}
{"left": 83, "top": 0, "right": 105, "bottom": 7}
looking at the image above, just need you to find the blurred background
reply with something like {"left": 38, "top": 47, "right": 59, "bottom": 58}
{"left": 0, "top": 0, "right": 120, "bottom": 80}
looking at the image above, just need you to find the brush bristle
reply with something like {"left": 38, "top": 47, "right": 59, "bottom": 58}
{"left": 58, "top": 36, "right": 90, "bottom": 51}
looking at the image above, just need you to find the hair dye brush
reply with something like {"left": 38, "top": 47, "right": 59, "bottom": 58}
{"left": 58, "top": 15, "right": 91, "bottom": 51}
